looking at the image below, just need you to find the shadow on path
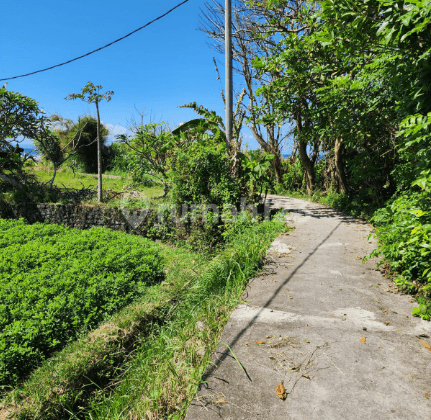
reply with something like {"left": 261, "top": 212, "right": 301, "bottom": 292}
{"left": 199, "top": 220, "right": 342, "bottom": 387}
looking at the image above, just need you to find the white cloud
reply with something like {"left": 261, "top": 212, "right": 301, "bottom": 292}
{"left": 104, "top": 123, "right": 129, "bottom": 136}
{"left": 102, "top": 123, "right": 131, "bottom": 144}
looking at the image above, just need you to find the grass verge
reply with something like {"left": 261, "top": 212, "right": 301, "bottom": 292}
{"left": 85, "top": 216, "right": 287, "bottom": 420}
{"left": 26, "top": 167, "right": 163, "bottom": 199}
{"left": 0, "top": 215, "right": 287, "bottom": 419}
{"left": 0, "top": 244, "right": 207, "bottom": 420}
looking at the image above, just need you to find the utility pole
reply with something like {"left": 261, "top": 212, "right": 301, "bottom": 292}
{"left": 225, "top": 0, "right": 232, "bottom": 153}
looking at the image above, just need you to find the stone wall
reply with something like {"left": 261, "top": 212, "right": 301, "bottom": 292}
{"left": 1, "top": 202, "right": 153, "bottom": 233}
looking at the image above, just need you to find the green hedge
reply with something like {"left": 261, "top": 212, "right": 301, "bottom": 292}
{"left": 0, "top": 219, "right": 164, "bottom": 387}
{"left": 368, "top": 192, "right": 431, "bottom": 320}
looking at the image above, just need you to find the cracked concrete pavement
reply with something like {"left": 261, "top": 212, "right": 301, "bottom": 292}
{"left": 186, "top": 195, "right": 431, "bottom": 420}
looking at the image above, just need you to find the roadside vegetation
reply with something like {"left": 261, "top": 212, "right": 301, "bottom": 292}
{"left": 0, "top": 0, "right": 430, "bottom": 418}
{"left": 0, "top": 217, "right": 286, "bottom": 419}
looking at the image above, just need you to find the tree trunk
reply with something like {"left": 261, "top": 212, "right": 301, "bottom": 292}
{"left": 95, "top": 100, "right": 102, "bottom": 202}
{"left": 298, "top": 140, "right": 315, "bottom": 194}
{"left": 48, "top": 164, "right": 58, "bottom": 191}
{"left": 272, "top": 152, "right": 283, "bottom": 184}
{"left": 296, "top": 117, "right": 315, "bottom": 194}
{"left": 334, "top": 138, "right": 348, "bottom": 194}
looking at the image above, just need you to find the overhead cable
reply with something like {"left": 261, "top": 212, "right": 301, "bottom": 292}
{"left": 0, "top": 0, "right": 189, "bottom": 82}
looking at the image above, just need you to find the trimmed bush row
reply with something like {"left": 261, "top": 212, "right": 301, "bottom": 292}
{"left": 0, "top": 219, "right": 164, "bottom": 387}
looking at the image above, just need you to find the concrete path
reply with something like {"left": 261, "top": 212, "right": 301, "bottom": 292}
{"left": 186, "top": 196, "right": 431, "bottom": 420}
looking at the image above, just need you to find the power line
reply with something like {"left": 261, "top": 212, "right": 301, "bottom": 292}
{"left": 0, "top": 0, "right": 189, "bottom": 82}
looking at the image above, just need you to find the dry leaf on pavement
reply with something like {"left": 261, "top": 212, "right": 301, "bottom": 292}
{"left": 360, "top": 337, "right": 366, "bottom": 344}
{"left": 276, "top": 381, "right": 287, "bottom": 400}
{"left": 425, "top": 392, "right": 429, "bottom": 399}
{"left": 420, "top": 340, "right": 431, "bottom": 351}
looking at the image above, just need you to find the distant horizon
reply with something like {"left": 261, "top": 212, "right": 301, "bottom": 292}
{"left": 21, "top": 146, "right": 292, "bottom": 158}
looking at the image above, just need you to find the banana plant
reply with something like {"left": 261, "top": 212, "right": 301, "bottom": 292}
{"left": 172, "top": 89, "right": 247, "bottom": 153}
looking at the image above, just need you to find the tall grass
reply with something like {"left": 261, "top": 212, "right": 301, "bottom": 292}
{"left": 86, "top": 218, "right": 286, "bottom": 419}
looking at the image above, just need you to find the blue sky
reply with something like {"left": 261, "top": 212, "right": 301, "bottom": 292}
{"left": 1, "top": 0, "right": 293, "bottom": 152}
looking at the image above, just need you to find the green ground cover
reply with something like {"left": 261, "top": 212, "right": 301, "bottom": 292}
{"left": 27, "top": 167, "right": 163, "bottom": 198}
{"left": 0, "top": 216, "right": 287, "bottom": 419}
{"left": 0, "top": 219, "right": 164, "bottom": 389}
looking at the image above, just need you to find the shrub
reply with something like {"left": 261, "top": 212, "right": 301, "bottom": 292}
{"left": 169, "top": 139, "right": 241, "bottom": 208}
{"left": 0, "top": 220, "right": 164, "bottom": 387}
{"left": 367, "top": 192, "right": 431, "bottom": 319}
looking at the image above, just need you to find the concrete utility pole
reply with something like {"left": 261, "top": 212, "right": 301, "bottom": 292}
{"left": 225, "top": 0, "right": 232, "bottom": 152}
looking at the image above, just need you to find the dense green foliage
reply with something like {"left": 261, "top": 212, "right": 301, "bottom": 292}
{"left": 169, "top": 136, "right": 241, "bottom": 207}
{"left": 369, "top": 194, "right": 431, "bottom": 319}
{"left": 0, "top": 219, "right": 163, "bottom": 387}
{"left": 0, "top": 87, "right": 45, "bottom": 189}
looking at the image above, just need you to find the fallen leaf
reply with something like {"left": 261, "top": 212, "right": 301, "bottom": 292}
{"left": 426, "top": 392, "right": 429, "bottom": 399}
{"left": 342, "top": 317, "right": 346, "bottom": 321}
{"left": 360, "top": 337, "right": 366, "bottom": 344}
{"left": 420, "top": 340, "right": 431, "bottom": 352}
{"left": 291, "top": 365, "right": 300, "bottom": 371}
{"left": 276, "top": 381, "right": 287, "bottom": 400}
{"left": 269, "top": 356, "right": 276, "bottom": 360}
{"left": 302, "top": 374, "right": 311, "bottom": 379}
{"left": 384, "top": 321, "right": 391, "bottom": 326}
{"left": 255, "top": 341, "right": 266, "bottom": 345}
{"left": 305, "top": 339, "right": 310, "bottom": 343}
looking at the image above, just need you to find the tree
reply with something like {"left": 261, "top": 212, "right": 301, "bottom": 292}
{"left": 33, "top": 115, "right": 92, "bottom": 189}
{"left": 0, "top": 86, "right": 43, "bottom": 189}
{"left": 66, "top": 82, "right": 113, "bottom": 202}
{"left": 117, "top": 122, "right": 175, "bottom": 197}
{"left": 249, "top": 1, "right": 323, "bottom": 193}
{"left": 199, "top": 0, "right": 294, "bottom": 183}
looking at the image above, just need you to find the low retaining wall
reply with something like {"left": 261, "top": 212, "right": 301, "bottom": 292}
{"left": 1, "top": 202, "right": 153, "bottom": 233}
